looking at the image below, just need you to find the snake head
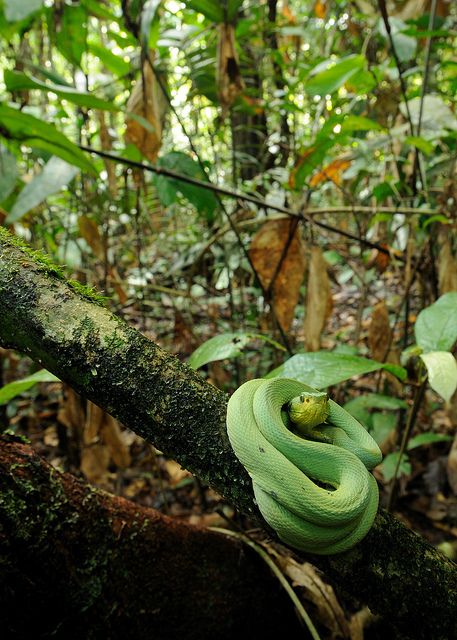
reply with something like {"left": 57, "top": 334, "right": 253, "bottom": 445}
{"left": 287, "top": 391, "right": 329, "bottom": 430}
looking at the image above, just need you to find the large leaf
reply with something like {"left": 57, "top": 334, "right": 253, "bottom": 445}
{"left": 184, "top": 0, "right": 224, "bottom": 22}
{"left": 87, "top": 41, "right": 130, "bottom": 77}
{"left": 0, "top": 144, "right": 18, "bottom": 201}
{"left": 379, "top": 17, "right": 416, "bottom": 63}
{"left": 4, "top": 70, "right": 119, "bottom": 111}
{"left": 0, "top": 104, "right": 97, "bottom": 175}
{"left": 306, "top": 55, "right": 365, "bottom": 96}
{"left": 415, "top": 292, "right": 457, "bottom": 353}
{"left": 4, "top": 0, "right": 42, "bottom": 22}
{"left": 55, "top": 4, "right": 87, "bottom": 67}
{"left": 189, "top": 332, "right": 285, "bottom": 369}
{"left": 420, "top": 352, "right": 457, "bottom": 403}
{"left": 380, "top": 452, "right": 411, "bottom": 482}
{"left": 0, "top": 369, "right": 60, "bottom": 405}
{"left": 6, "top": 156, "right": 79, "bottom": 223}
{"left": 140, "top": 0, "right": 162, "bottom": 50}
{"left": 267, "top": 351, "right": 406, "bottom": 389}
{"left": 155, "top": 151, "right": 218, "bottom": 221}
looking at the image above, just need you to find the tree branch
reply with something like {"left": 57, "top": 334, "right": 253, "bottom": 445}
{"left": 0, "top": 228, "right": 456, "bottom": 640}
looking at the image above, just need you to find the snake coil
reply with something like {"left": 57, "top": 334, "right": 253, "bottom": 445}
{"left": 226, "top": 378, "right": 382, "bottom": 555}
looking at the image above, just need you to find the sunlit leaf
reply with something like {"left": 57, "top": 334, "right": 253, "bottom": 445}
{"left": 189, "top": 332, "right": 284, "bottom": 369}
{"left": 415, "top": 292, "right": 457, "bottom": 353}
{"left": 380, "top": 451, "right": 411, "bottom": 481}
{"left": 306, "top": 54, "right": 365, "bottom": 96}
{"left": 4, "top": 70, "right": 119, "bottom": 111}
{"left": 420, "top": 351, "right": 457, "bottom": 403}
{"left": 0, "top": 370, "right": 60, "bottom": 405}
{"left": 6, "top": 156, "right": 79, "bottom": 223}
{"left": 184, "top": 0, "right": 224, "bottom": 22}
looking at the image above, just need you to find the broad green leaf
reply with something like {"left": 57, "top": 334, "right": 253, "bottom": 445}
{"left": 87, "top": 41, "right": 130, "bottom": 77}
{"left": 415, "top": 292, "right": 457, "bottom": 353}
{"left": 140, "top": 0, "right": 162, "bottom": 50}
{"left": 380, "top": 452, "right": 411, "bottom": 481}
{"left": 4, "top": 71, "right": 119, "bottom": 111}
{"left": 371, "top": 412, "right": 397, "bottom": 446}
{"left": 4, "top": 0, "right": 42, "bottom": 22}
{"left": 267, "top": 352, "right": 406, "bottom": 388}
{"left": 155, "top": 152, "right": 218, "bottom": 221}
{"left": 227, "top": 0, "right": 244, "bottom": 21}
{"left": 55, "top": 4, "right": 87, "bottom": 67}
{"left": 184, "top": 0, "right": 224, "bottom": 22}
{"left": 0, "top": 144, "right": 18, "bottom": 201}
{"left": 306, "top": 55, "right": 365, "bottom": 96}
{"left": 408, "top": 432, "right": 453, "bottom": 450}
{"left": 189, "top": 332, "right": 285, "bottom": 369}
{"left": 0, "top": 369, "right": 60, "bottom": 405}
{"left": 340, "top": 115, "right": 382, "bottom": 133}
{"left": 6, "top": 156, "right": 79, "bottom": 223}
{"left": 344, "top": 393, "right": 407, "bottom": 413}
{"left": 420, "top": 351, "right": 457, "bottom": 403}
{"left": 405, "top": 136, "right": 434, "bottom": 156}
{"left": 401, "top": 96, "right": 457, "bottom": 136}
{"left": 0, "top": 104, "right": 97, "bottom": 176}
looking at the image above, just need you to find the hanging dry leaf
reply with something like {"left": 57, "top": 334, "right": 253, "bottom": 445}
{"left": 216, "top": 23, "right": 244, "bottom": 114}
{"left": 125, "top": 56, "right": 167, "bottom": 163}
{"left": 437, "top": 226, "right": 457, "bottom": 295}
{"left": 368, "top": 301, "right": 392, "bottom": 363}
{"left": 249, "top": 218, "right": 306, "bottom": 333}
{"left": 303, "top": 246, "right": 332, "bottom": 351}
{"left": 310, "top": 158, "right": 351, "bottom": 188}
{"left": 78, "top": 215, "right": 105, "bottom": 260}
{"left": 277, "top": 554, "right": 350, "bottom": 638}
{"left": 98, "top": 110, "right": 118, "bottom": 197}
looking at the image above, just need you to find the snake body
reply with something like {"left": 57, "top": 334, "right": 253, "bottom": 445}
{"left": 226, "top": 378, "right": 382, "bottom": 555}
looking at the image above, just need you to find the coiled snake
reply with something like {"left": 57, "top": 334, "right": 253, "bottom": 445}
{"left": 226, "top": 378, "right": 382, "bottom": 555}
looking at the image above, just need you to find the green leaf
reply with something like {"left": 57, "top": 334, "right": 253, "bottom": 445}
{"left": 0, "top": 369, "right": 60, "bottom": 405}
{"left": 408, "top": 432, "right": 453, "bottom": 450}
{"left": 405, "top": 136, "right": 434, "bottom": 156}
{"left": 140, "top": 0, "right": 162, "bottom": 51}
{"left": 306, "top": 55, "right": 366, "bottom": 96}
{"left": 420, "top": 351, "right": 457, "bottom": 403}
{"left": 267, "top": 352, "right": 407, "bottom": 388}
{"left": 0, "top": 144, "right": 18, "bottom": 201}
{"left": 184, "top": 0, "right": 224, "bottom": 22}
{"left": 189, "top": 332, "right": 284, "bottom": 369}
{"left": 371, "top": 412, "right": 397, "bottom": 446}
{"left": 415, "top": 292, "right": 457, "bottom": 353}
{"left": 87, "top": 42, "right": 130, "bottom": 77}
{"left": 0, "top": 104, "right": 97, "bottom": 176}
{"left": 344, "top": 393, "right": 407, "bottom": 412}
{"left": 379, "top": 452, "right": 411, "bottom": 482}
{"left": 155, "top": 152, "right": 218, "bottom": 221}
{"left": 340, "top": 115, "right": 382, "bottom": 133}
{"left": 227, "top": 0, "right": 244, "bottom": 21}
{"left": 6, "top": 156, "right": 79, "bottom": 223}
{"left": 55, "top": 4, "right": 88, "bottom": 67}
{"left": 4, "top": 70, "right": 119, "bottom": 111}
{"left": 379, "top": 17, "right": 416, "bottom": 62}
{"left": 4, "top": 0, "right": 42, "bottom": 22}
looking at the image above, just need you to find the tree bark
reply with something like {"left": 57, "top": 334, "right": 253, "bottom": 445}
{"left": 0, "top": 435, "right": 302, "bottom": 639}
{"left": 0, "top": 228, "right": 456, "bottom": 640}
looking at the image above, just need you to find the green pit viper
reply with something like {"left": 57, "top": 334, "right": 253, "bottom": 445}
{"left": 226, "top": 378, "right": 382, "bottom": 555}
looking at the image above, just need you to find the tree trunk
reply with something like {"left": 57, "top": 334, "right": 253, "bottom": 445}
{"left": 0, "top": 228, "right": 456, "bottom": 640}
{"left": 0, "top": 435, "right": 302, "bottom": 639}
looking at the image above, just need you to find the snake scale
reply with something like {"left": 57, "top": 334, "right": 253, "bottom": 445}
{"left": 226, "top": 378, "right": 382, "bottom": 555}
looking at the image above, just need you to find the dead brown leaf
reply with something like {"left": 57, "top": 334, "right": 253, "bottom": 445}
{"left": 249, "top": 218, "right": 306, "bottom": 333}
{"left": 216, "top": 23, "right": 244, "bottom": 114}
{"left": 125, "top": 56, "right": 167, "bottom": 163}
{"left": 310, "top": 158, "right": 351, "bottom": 188}
{"left": 368, "top": 301, "right": 391, "bottom": 362}
{"left": 437, "top": 225, "right": 457, "bottom": 295}
{"left": 314, "top": 0, "right": 327, "bottom": 18}
{"left": 78, "top": 215, "right": 105, "bottom": 260}
{"left": 303, "top": 246, "right": 332, "bottom": 351}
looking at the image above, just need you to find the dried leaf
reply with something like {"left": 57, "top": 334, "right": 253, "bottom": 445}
{"left": 278, "top": 555, "right": 350, "bottom": 638}
{"left": 309, "top": 158, "right": 351, "bottom": 188}
{"left": 78, "top": 215, "right": 105, "bottom": 259}
{"left": 125, "top": 56, "right": 167, "bottom": 163}
{"left": 437, "top": 226, "right": 457, "bottom": 295}
{"left": 165, "top": 459, "right": 191, "bottom": 487}
{"left": 368, "top": 301, "right": 391, "bottom": 362}
{"left": 249, "top": 218, "right": 306, "bottom": 333}
{"left": 216, "top": 23, "right": 244, "bottom": 113}
{"left": 303, "top": 246, "right": 332, "bottom": 351}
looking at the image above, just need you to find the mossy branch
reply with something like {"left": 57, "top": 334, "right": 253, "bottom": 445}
{"left": 0, "top": 228, "right": 456, "bottom": 640}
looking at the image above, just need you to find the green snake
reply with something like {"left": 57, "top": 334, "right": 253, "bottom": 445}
{"left": 226, "top": 378, "right": 382, "bottom": 555}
